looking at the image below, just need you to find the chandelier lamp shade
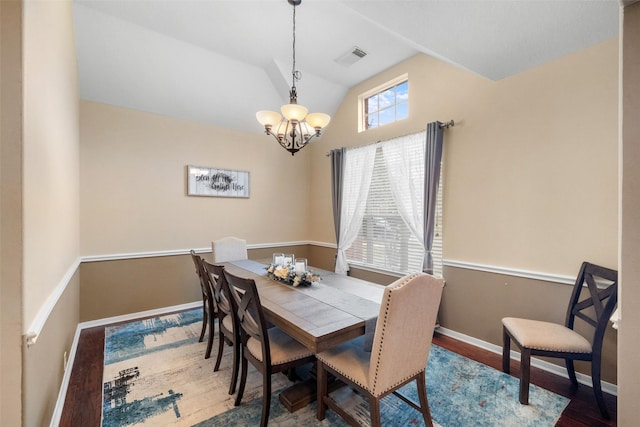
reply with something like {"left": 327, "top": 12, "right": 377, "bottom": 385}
{"left": 256, "top": 0, "right": 331, "bottom": 156}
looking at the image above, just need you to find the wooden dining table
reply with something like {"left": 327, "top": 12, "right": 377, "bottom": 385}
{"left": 220, "top": 259, "right": 385, "bottom": 411}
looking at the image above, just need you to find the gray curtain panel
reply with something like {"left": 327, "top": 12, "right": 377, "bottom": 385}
{"left": 423, "top": 122, "right": 444, "bottom": 274}
{"left": 330, "top": 148, "right": 345, "bottom": 265}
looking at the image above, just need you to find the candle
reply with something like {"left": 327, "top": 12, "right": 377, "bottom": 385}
{"left": 295, "top": 258, "right": 307, "bottom": 275}
{"left": 273, "top": 253, "right": 284, "bottom": 266}
{"left": 283, "top": 254, "right": 294, "bottom": 266}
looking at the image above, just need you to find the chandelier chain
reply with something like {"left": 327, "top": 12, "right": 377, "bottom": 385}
{"left": 291, "top": 3, "right": 301, "bottom": 89}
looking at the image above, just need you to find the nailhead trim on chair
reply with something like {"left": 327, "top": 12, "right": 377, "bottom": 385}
{"left": 370, "top": 273, "right": 424, "bottom": 397}
{"left": 317, "top": 273, "right": 430, "bottom": 397}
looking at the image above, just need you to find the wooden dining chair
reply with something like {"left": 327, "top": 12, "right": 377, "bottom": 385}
{"left": 502, "top": 261, "right": 618, "bottom": 419}
{"left": 223, "top": 270, "right": 315, "bottom": 427}
{"left": 212, "top": 236, "right": 248, "bottom": 263}
{"left": 190, "top": 250, "right": 215, "bottom": 356}
{"left": 201, "top": 260, "right": 240, "bottom": 395}
{"left": 316, "top": 272, "right": 444, "bottom": 427}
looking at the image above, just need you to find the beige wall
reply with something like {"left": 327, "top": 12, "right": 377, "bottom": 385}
{"left": 1, "top": 1, "right": 23, "bottom": 425}
{"left": 619, "top": 2, "right": 640, "bottom": 423}
{"left": 310, "top": 40, "right": 618, "bottom": 278}
{"left": 23, "top": 0, "right": 80, "bottom": 327}
{"left": 21, "top": 0, "right": 81, "bottom": 425}
{"left": 80, "top": 101, "right": 312, "bottom": 256}
{"left": 305, "top": 39, "right": 619, "bottom": 383}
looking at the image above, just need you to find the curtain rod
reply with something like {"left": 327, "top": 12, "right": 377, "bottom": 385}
{"left": 325, "top": 120, "right": 454, "bottom": 156}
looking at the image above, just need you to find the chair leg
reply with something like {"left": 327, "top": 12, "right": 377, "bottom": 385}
{"left": 260, "top": 373, "right": 272, "bottom": 427}
{"left": 205, "top": 313, "right": 215, "bottom": 359}
{"left": 235, "top": 356, "right": 248, "bottom": 406}
{"left": 228, "top": 338, "right": 239, "bottom": 395}
{"left": 565, "top": 358, "right": 578, "bottom": 386}
{"left": 416, "top": 373, "right": 434, "bottom": 426}
{"left": 502, "top": 327, "right": 511, "bottom": 374}
{"left": 369, "top": 395, "right": 381, "bottom": 427}
{"left": 591, "top": 355, "right": 610, "bottom": 419}
{"left": 316, "top": 361, "right": 327, "bottom": 421}
{"left": 199, "top": 297, "right": 207, "bottom": 343}
{"left": 519, "top": 348, "right": 531, "bottom": 405}
{"left": 213, "top": 327, "right": 224, "bottom": 372}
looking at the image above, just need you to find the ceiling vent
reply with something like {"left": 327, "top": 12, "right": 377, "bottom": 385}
{"left": 335, "top": 46, "right": 368, "bottom": 67}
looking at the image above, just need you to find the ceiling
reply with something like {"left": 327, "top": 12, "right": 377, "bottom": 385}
{"left": 73, "top": 0, "right": 620, "bottom": 134}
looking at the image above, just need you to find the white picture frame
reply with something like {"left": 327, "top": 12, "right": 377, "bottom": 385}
{"left": 187, "top": 165, "right": 250, "bottom": 198}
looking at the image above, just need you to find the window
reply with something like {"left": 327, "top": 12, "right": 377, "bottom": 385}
{"left": 360, "top": 75, "right": 408, "bottom": 131}
{"left": 344, "top": 134, "right": 443, "bottom": 277}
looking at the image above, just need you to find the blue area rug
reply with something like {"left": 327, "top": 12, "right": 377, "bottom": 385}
{"left": 101, "top": 309, "right": 569, "bottom": 426}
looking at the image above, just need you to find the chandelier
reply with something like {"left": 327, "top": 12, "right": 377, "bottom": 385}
{"left": 256, "top": 0, "right": 331, "bottom": 156}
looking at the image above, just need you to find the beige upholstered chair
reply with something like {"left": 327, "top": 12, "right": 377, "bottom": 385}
{"left": 502, "top": 261, "right": 618, "bottom": 419}
{"left": 212, "top": 236, "right": 248, "bottom": 263}
{"left": 316, "top": 272, "right": 444, "bottom": 427}
{"left": 224, "top": 270, "right": 315, "bottom": 427}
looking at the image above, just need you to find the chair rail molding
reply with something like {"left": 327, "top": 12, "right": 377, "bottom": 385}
{"left": 24, "top": 257, "right": 81, "bottom": 347}
{"left": 443, "top": 259, "right": 576, "bottom": 285}
{"left": 81, "top": 241, "right": 337, "bottom": 263}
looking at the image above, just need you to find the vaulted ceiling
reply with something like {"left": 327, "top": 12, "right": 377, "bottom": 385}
{"left": 73, "top": 0, "right": 620, "bottom": 134}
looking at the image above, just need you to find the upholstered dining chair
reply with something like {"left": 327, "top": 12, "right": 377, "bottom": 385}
{"left": 201, "top": 260, "right": 241, "bottom": 395}
{"left": 190, "top": 250, "right": 215, "bottom": 356}
{"left": 223, "top": 270, "right": 315, "bottom": 427}
{"left": 502, "top": 261, "right": 618, "bottom": 419}
{"left": 212, "top": 236, "right": 248, "bottom": 263}
{"left": 316, "top": 272, "right": 445, "bottom": 427}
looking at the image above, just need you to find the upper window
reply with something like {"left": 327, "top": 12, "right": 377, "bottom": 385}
{"left": 359, "top": 75, "right": 409, "bottom": 132}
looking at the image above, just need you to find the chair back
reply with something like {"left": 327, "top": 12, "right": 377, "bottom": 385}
{"left": 202, "top": 260, "right": 234, "bottom": 319}
{"left": 368, "top": 272, "right": 444, "bottom": 396}
{"left": 566, "top": 262, "right": 618, "bottom": 351}
{"left": 223, "top": 271, "right": 271, "bottom": 366}
{"left": 190, "top": 250, "right": 212, "bottom": 300}
{"left": 212, "top": 237, "right": 248, "bottom": 263}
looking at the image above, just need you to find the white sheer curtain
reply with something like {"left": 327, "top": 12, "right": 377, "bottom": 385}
{"left": 335, "top": 145, "right": 377, "bottom": 275}
{"left": 381, "top": 133, "right": 426, "bottom": 271}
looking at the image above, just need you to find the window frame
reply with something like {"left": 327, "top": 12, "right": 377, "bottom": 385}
{"left": 358, "top": 74, "right": 409, "bottom": 132}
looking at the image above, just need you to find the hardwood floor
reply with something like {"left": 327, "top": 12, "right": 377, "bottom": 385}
{"left": 59, "top": 323, "right": 616, "bottom": 426}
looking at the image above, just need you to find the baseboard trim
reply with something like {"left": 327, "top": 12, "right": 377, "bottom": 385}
{"left": 436, "top": 326, "right": 618, "bottom": 396}
{"left": 78, "top": 301, "right": 202, "bottom": 329}
{"left": 49, "top": 323, "right": 83, "bottom": 427}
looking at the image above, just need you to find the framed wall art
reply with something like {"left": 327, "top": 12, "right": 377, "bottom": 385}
{"left": 187, "top": 165, "right": 250, "bottom": 198}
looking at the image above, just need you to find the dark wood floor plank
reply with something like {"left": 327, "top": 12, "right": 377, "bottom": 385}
{"left": 59, "top": 327, "right": 104, "bottom": 427}
{"left": 58, "top": 322, "right": 616, "bottom": 426}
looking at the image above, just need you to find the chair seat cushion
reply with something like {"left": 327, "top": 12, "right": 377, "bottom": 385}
{"left": 502, "top": 317, "right": 592, "bottom": 353}
{"left": 317, "top": 336, "right": 372, "bottom": 392}
{"left": 247, "top": 327, "right": 313, "bottom": 365}
{"left": 222, "top": 315, "right": 234, "bottom": 333}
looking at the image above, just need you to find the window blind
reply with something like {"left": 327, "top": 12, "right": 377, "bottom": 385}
{"left": 345, "top": 133, "right": 443, "bottom": 276}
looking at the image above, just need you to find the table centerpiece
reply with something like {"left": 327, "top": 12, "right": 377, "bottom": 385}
{"left": 266, "top": 255, "right": 320, "bottom": 287}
